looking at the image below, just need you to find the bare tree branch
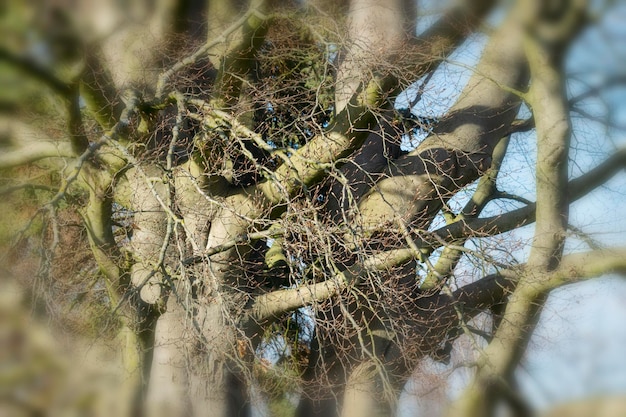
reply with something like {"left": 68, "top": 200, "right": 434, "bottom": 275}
{"left": 430, "top": 146, "right": 626, "bottom": 250}
{"left": 0, "top": 141, "right": 74, "bottom": 169}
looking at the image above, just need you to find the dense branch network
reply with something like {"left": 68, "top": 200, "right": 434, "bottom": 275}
{"left": 1, "top": 1, "right": 625, "bottom": 417}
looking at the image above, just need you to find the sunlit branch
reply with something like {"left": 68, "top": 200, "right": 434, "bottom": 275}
{"left": 246, "top": 0, "right": 500, "bottom": 207}
{"left": 506, "top": 118, "right": 535, "bottom": 134}
{"left": 253, "top": 144, "right": 626, "bottom": 322}
{"left": 0, "top": 142, "right": 74, "bottom": 169}
{"left": 422, "top": 136, "right": 510, "bottom": 289}
{"left": 257, "top": 96, "right": 376, "bottom": 204}
{"left": 537, "top": 247, "right": 626, "bottom": 291}
{"left": 248, "top": 246, "right": 422, "bottom": 322}
{"left": 246, "top": 273, "right": 351, "bottom": 324}
{"left": 355, "top": 7, "right": 529, "bottom": 239}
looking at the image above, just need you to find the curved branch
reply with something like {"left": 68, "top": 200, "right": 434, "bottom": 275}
{"left": 429, "top": 147, "right": 626, "bottom": 250}
{"left": 259, "top": 0, "right": 499, "bottom": 205}
{"left": 246, "top": 273, "right": 350, "bottom": 324}
{"left": 257, "top": 146, "right": 626, "bottom": 321}
{"left": 451, "top": 247, "right": 626, "bottom": 321}
{"left": 257, "top": 97, "right": 376, "bottom": 204}
{"left": 422, "top": 135, "right": 510, "bottom": 289}
{"left": 248, "top": 145, "right": 626, "bottom": 333}
{"left": 448, "top": 4, "right": 589, "bottom": 413}
{"left": 537, "top": 247, "right": 626, "bottom": 291}
{"left": 0, "top": 142, "right": 74, "bottom": 170}
{"left": 247, "top": 246, "right": 421, "bottom": 322}
{"left": 434, "top": 246, "right": 626, "bottom": 354}
{"left": 355, "top": 5, "right": 530, "bottom": 239}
